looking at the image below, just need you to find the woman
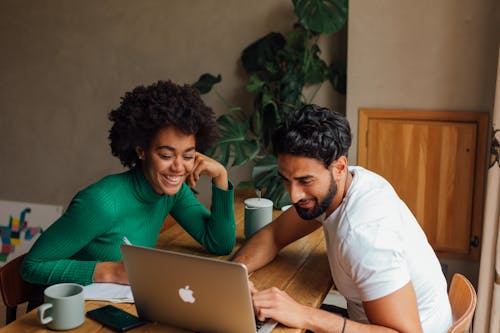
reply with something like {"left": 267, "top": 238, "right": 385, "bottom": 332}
{"left": 21, "top": 80, "right": 236, "bottom": 286}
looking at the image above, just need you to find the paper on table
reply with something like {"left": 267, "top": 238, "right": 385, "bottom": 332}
{"left": 83, "top": 283, "right": 134, "bottom": 303}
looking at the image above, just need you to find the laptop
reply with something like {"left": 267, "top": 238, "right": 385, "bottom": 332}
{"left": 121, "top": 244, "right": 278, "bottom": 333}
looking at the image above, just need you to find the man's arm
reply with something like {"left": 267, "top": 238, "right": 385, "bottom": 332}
{"left": 360, "top": 281, "right": 423, "bottom": 332}
{"left": 232, "top": 207, "right": 321, "bottom": 273}
{"left": 252, "top": 282, "right": 422, "bottom": 333}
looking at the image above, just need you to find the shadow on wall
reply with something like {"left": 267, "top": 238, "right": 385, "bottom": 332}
{"left": 439, "top": 258, "right": 480, "bottom": 291}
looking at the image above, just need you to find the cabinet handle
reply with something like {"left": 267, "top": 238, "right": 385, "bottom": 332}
{"left": 470, "top": 236, "right": 480, "bottom": 248}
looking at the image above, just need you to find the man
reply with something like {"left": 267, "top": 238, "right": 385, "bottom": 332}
{"left": 233, "top": 104, "right": 452, "bottom": 332}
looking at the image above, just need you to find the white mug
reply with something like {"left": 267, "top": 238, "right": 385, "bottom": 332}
{"left": 38, "top": 283, "right": 85, "bottom": 330}
{"left": 244, "top": 198, "right": 273, "bottom": 238}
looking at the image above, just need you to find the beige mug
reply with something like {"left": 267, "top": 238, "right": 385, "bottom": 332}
{"left": 244, "top": 197, "right": 273, "bottom": 238}
{"left": 38, "top": 283, "right": 85, "bottom": 330}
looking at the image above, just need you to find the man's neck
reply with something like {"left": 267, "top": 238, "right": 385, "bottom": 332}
{"left": 325, "top": 170, "right": 353, "bottom": 217}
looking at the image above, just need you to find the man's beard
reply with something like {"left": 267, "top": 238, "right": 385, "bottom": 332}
{"left": 294, "top": 175, "right": 337, "bottom": 220}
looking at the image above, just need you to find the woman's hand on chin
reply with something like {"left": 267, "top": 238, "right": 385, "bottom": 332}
{"left": 187, "top": 152, "right": 228, "bottom": 190}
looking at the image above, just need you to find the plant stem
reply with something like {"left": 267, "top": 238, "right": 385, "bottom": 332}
{"left": 307, "top": 82, "right": 324, "bottom": 104}
{"left": 214, "top": 88, "right": 241, "bottom": 112}
{"left": 276, "top": 100, "right": 299, "bottom": 110}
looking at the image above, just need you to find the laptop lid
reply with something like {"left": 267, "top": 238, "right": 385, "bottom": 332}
{"left": 121, "top": 244, "right": 260, "bottom": 333}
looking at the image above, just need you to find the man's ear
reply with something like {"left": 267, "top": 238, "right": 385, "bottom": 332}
{"left": 332, "top": 156, "right": 348, "bottom": 175}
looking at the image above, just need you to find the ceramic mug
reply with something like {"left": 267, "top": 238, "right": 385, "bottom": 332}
{"left": 244, "top": 198, "right": 273, "bottom": 238}
{"left": 38, "top": 283, "right": 85, "bottom": 330}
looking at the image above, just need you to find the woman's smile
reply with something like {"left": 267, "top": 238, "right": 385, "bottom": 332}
{"left": 160, "top": 173, "right": 185, "bottom": 187}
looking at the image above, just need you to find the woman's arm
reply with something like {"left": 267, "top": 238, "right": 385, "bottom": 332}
{"left": 170, "top": 152, "right": 236, "bottom": 255}
{"left": 21, "top": 189, "right": 115, "bottom": 286}
{"left": 171, "top": 181, "right": 236, "bottom": 255}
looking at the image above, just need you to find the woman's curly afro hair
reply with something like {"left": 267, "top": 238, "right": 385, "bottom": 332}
{"left": 108, "top": 80, "right": 219, "bottom": 168}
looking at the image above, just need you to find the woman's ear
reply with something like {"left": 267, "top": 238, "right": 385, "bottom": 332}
{"left": 135, "top": 146, "right": 145, "bottom": 160}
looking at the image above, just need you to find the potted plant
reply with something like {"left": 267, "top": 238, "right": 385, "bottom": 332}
{"left": 193, "top": 0, "right": 348, "bottom": 208}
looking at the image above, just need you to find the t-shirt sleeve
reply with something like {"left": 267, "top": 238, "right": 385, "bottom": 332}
{"left": 339, "top": 219, "right": 410, "bottom": 302}
{"left": 170, "top": 182, "right": 236, "bottom": 255}
{"left": 21, "top": 186, "right": 116, "bottom": 286}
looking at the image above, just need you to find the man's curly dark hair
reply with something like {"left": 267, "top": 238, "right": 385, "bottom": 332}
{"left": 272, "top": 104, "right": 352, "bottom": 167}
{"left": 108, "top": 80, "right": 219, "bottom": 168}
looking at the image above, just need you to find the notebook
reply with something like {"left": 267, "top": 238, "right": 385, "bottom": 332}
{"left": 121, "top": 244, "right": 277, "bottom": 333}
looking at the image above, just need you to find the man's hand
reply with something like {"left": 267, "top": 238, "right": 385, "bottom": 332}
{"left": 248, "top": 280, "right": 258, "bottom": 294}
{"left": 252, "top": 286, "right": 309, "bottom": 328}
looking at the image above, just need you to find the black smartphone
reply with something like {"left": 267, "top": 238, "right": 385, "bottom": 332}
{"left": 87, "top": 305, "right": 147, "bottom": 332}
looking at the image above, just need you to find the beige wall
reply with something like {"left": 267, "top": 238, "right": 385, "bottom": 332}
{"left": 347, "top": 0, "right": 500, "bottom": 162}
{"left": 0, "top": 0, "right": 343, "bottom": 207}
{"left": 346, "top": 0, "right": 500, "bottom": 286}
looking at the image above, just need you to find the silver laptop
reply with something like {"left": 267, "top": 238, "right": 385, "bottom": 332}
{"left": 121, "top": 244, "right": 277, "bottom": 333}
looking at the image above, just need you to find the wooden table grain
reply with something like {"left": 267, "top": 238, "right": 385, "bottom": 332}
{"left": 0, "top": 190, "right": 332, "bottom": 333}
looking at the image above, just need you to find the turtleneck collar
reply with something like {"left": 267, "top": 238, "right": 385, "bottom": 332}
{"left": 131, "top": 165, "right": 164, "bottom": 203}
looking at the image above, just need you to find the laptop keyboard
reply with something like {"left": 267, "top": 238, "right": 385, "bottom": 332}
{"left": 255, "top": 318, "right": 277, "bottom": 333}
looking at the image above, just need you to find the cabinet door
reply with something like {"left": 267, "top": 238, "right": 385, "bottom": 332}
{"left": 357, "top": 109, "right": 488, "bottom": 260}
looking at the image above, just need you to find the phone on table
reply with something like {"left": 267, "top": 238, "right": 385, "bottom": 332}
{"left": 87, "top": 304, "right": 147, "bottom": 332}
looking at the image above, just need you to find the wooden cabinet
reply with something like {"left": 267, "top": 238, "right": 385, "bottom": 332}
{"left": 357, "top": 109, "right": 488, "bottom": 260}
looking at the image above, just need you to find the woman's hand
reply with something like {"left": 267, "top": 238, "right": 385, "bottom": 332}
{"left": 187, "top": 152, "right": 228, "bottom": 190}
{"left": 93, "top": 261, "right": 129, "bottom": 285}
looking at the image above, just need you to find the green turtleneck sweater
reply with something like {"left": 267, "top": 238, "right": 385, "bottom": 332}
{"left": 21, "top": 167, "right": 235, "bottom": 286}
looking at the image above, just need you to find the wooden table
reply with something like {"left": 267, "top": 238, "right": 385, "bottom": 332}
{"left": 0, "top": 190, "right": 332, "bottom": 332}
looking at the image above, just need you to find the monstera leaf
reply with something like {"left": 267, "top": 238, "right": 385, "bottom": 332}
{"left": 292, "top": 0, "right": 348, "bottom": 34}
{"left": 304, "top": 44, "right": 329, "bottom": 84}
{"left": 241, "top": 32, "right": 286, "bottom": 73}
{"left": 252, "top": 155, "right": 291, "bottom": 209}
{"left": 209, "top": 109, "right": 259, "bottom": 168}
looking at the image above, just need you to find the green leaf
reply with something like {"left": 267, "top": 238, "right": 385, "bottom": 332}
{"left": 292, "top": 0, "right": 348, "bottom": 34}
{"left": 328, "top": 61, "right": 347, "bottom": 95}
{"left": 209, "top": 111, "right": 260, "bottom": 168}
{"left": 264, "top": 177, "right": 291, "bottom": 209}
{"left": 304, "top": 44, "right": 328, "bottom": 84}
{"left": 236, "top": 181, "right": 254, "bottom": 189}
{"left": 233, "top": 140, "right": 259, "bottom": 166}
{"left": 285, "top": 27, "right": 307, "bottom": 52}
{"left": 261, "top": 91, "right": 275, "bottom": 108}
{"left": 246, "top": 74, "right": 265, "bottom": 93}
{"left": 241, "top": 32, "right": 286, "bottom": 73}
{"left": 279, "top": 68, "right": 304, "bottom": 111}
{"left": 260, "top": 104, "right": 282, "bottom": 151}
{"left": 191, "top": 73, "right": 222, "bottom": 94}
{"left": 252, "top": 155, "right": 278, "bottom": 187}
{"left": 250, "top": 105, "right": 263, "bottom": 139}
{"left": 251, "top": 156, "right": 291, "bottom": 208}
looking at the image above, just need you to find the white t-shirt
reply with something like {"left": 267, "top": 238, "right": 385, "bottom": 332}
{"left": 322, "top": 166, "right": 452, "bottom": 332}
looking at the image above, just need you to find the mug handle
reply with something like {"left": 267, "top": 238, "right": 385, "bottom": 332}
{"left": 38, "top": 303, "right": 53, "bottom": 324}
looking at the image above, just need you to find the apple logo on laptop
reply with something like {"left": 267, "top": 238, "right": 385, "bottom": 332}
{"left": 178, "top": 285, "right": 195, "bottom": 303}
